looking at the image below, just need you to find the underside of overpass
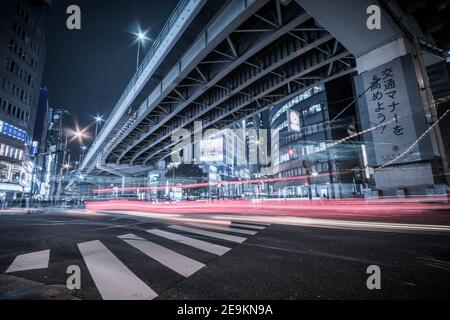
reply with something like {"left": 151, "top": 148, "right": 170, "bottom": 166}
{"left": 101, "top": 0, "right": 356, "bottom": 172}
{"left": 78, "top": 0, "right": 448, "bottom": 183}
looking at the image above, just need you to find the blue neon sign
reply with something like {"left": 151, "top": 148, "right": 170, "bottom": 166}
{"left": 0, "top": 121, "right": 27, "bottom": 142}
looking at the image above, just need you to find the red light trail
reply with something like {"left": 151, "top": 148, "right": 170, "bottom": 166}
{"left": 86, "top": 197, "right": 450, "bottom": 224}
{"left": 92, "top": 172, "right": 337, "bottom": 193}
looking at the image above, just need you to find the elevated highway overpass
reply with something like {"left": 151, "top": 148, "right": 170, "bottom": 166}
{"left": 76, "top": 0, "right": 449, "bottom": 192}
{"left": 78, "top": 0, "right": 357, "bottom": 180}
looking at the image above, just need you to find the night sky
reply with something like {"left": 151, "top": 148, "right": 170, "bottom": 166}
{"left": 42, "top": 0, "right": 178, "bottom": 156}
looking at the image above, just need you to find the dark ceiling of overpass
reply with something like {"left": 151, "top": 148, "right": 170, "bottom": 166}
{"left": 397, "top": 0, "right": 450, "bottom": 51}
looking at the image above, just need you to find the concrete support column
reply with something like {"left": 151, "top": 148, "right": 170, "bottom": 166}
{"left": 295, "top": 0, "right": 449, "bottom": 195}
{"left": 355, "top": 38, "right": 448, "bottom": 195}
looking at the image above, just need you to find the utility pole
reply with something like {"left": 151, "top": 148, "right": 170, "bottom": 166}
{"left": 30, "top": 154, "right": 36, "bottom": 201}
{"left": 56, "top": 135, "right": 68, "bottom": 203}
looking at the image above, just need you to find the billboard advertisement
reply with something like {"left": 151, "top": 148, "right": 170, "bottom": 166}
{"left": 287, "top": 109, "right": 301, "bottom": 132}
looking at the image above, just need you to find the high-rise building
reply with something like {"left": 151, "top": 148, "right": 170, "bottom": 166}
{"left": 0, "top": 0, "right": 49, "bottom": 200}
{"left": 243, "top": 110, "right": 270, "bottom": 177}
{"left": 31, "top": 86, "right": 49, "bottom": 198}
{"left": 269, "top": 75, "right": 361, "bottom": 199}
{"left": 40, "top": 108, "right": 70, "bottom": 201}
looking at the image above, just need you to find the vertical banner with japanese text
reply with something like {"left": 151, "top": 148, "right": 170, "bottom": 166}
{"left": 355, "top": 54, "right": 433, "bottom": 167}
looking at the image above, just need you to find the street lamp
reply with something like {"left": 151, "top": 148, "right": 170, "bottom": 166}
{"left": 69, "top": 125, "right": 90, "bottom": 145}
{"left": 135, "top": 30, "right": 149, "bottom": 72}
{"left": 94, "top": 114, "right": 104, "bottom": 137}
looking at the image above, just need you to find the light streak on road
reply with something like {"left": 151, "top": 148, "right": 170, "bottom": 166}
{"left": 211, "top": 215, "right": 450, "bottom": 233}
{"left": 86, "top": 198, "right": 450, "bottom": 214}
{"left": 92, "top": 171, "right": 352, "bottom": 193}
{"left": 83, "top": 198, "right": 450, "bottom": 233}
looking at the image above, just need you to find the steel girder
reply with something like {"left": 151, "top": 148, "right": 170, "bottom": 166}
{"left": 143, "top": 53, "right": 356, "bottom": 164}
{"left": 133, "top": 32, "right": 343, "bottom": 164}
{"left": 136, "top": 42, "right": 356, "bottom": 164}
{"left": 104, "top": 0, "right": 356, "bottom": 168}
{"left": 106, "top": 0, "right": 309, "bottom": 164}
{"left": 130, "top": 30, "right": 337, "bottom": 163}
{"left": 102, "top": 0, "right": 274, "bottom": 165}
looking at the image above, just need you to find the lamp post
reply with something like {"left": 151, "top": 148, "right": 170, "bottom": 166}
{"left": 56, "top": 135, "right": 68, "bottom": 203}
{"left": 135, "top": 31, "right": 148, "bottom": 72}
{"left": 94, "top": 115, "right": 104, "bottom": 137}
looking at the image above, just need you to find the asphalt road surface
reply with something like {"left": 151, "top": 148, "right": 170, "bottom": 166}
{"left": 0, "top": 209, "right": 449, "bottom": 300}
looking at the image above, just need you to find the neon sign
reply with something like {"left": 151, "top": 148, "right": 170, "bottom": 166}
{"left": 0, "top": 120, "right": 27, "bottom": 142}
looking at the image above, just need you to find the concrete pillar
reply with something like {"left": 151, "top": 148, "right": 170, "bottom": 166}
{"left": 295, "top": 0, "right": 449, "bottom": 195}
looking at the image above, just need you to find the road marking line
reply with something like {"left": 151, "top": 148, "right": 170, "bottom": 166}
{"left": 231, "top": 220, "right": 271, "bottom": 226}
{"left": 186, "top": 222, "right": 258, "bottom": 235}
{"left": 147, "top": 229, "right": 230, "bottom": 256}
{"left": 169, "top": 225, "right": 247, "bottom": 243}
{"left": 118, "top": 234, "right": 205, "bottom": 277}
{"left": 5, "top": 249, "right": 50, "bottom": 273}
{"left": 77, "top": 240, "right": 157, "bottom": 300}
{"left": 230, "top": 223, "right": 266, "bottom": 230}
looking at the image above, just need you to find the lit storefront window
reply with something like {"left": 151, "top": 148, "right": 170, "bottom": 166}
{"left": 0, "top": 143, "right": 24, "bottom": 160}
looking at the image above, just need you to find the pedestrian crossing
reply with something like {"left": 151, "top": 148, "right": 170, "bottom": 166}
{"left": 185, "top": 222, "right": 258, "bottom": 235}
{"left": 169, "top": 225, "right": 248, "bottom": 243}
{"left": 118, "top": 233, "right": 205, "bottom": 278}
{"left": 5, "top": 249, "right": 50, "bottom": 274}
{"left": 78, "top": 240, "right": 158, "bottom": 300}
{"left": 146, "top": 229, "right": 231, "bottom": 256}
{"left": 2, "top": 219, "right": 270, "bottom": 300}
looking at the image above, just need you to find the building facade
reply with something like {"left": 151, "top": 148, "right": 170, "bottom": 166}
{"left": 199, "top": 125, "right": 247, "bottom": 198}
{"left": 0, "top": 0, "right": 48, "bottom": 200}
{"left": 269, "top": 75, "right": 362, "bottom": 199}
{"left": 40, "top": 107, "right": 71, "bottom": 201}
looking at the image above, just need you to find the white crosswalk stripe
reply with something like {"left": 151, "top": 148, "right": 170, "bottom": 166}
{"left": 230, "top": 220, "right": 271, "bottom": 226}
{"left": 186, "top": 222, "right": 258, "bottom": 235}
{"left": 147, "top": 229, "right": 231, "bottom": 256}
{"left": 78, "top": 240, "right": 157, "bottom": 300}
{"left": 231, "top": 223, "right": 266, "bottom": 230}
{"left": 5, "top": 249, "right": 50, "bottom": 273}
{"left": 169, "top": 225, "right": 247, "bottom": 243}
{"left": 119, "top": 233, "right": 205, "bottom": 277}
